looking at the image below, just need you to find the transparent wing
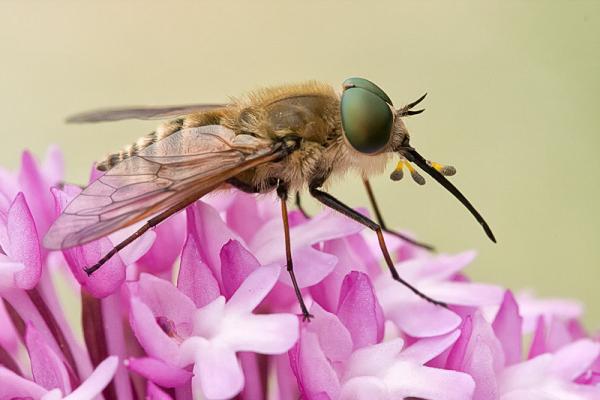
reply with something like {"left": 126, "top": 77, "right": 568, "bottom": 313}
{"left": 44, "top": 125, "right": 281, "bottom": 249}
{"left": 66, "top": 103, "right": 225, "bottom": 123}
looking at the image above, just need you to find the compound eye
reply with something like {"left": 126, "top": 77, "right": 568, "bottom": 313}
{"left": 341, "top": 87, "right": 393, "bottom": 154}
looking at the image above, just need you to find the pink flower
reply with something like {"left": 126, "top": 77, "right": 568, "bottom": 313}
{"left": 290, "top": 271, "right": 475, "bottom": 400}
{"left": 128, "top": 265, "right": 298, "bottom": 399}
{"left": 1, "top": 147, "right": 598, "bottom": 400}
{"left": 0, "top": 323, "right": 118, "bottom": 400}
{"left": 445, "top": 291, "right": 600, "bottom": 399}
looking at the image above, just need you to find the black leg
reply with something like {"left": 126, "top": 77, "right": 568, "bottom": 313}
{"left": 83, "top": 202, "right": 189, "bottom": 275}
{"left": 295, "top": 192, "right": 311, "bottom": 219}
{"left": 277, "top": 185, "right": 313, "bottom": 321}
{"left": 363, "top": 179, "right": 435, "bottom": 251}
{"left": 309, "top": 185, "right": 446, "bottom": 307}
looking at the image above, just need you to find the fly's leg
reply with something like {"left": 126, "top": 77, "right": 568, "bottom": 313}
{"left": 295, "top": 192, "right": 311, "bottom": 219}
{"left": 278, "top": 184, "right": 313, "bottom": 321}
{"left": 363, "top": 179, "right": 435, "bottom": 251}
{"left": 309, "top": 182, "right": 446, "bottom": 307}
{"left": 83, "top": 202, "right": 189, "bottom": 275}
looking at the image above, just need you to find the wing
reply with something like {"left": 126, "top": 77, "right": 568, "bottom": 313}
{"left": 66, "top": 103, "right": 225, "bottom": 123}
{"left": 44, "top": 125, "right": 281, "bottom": 249}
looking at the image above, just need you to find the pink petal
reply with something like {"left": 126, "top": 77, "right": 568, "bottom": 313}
{"left": 277, "top": 247, "right": 337, "bottom": 288}
{"left": 291, "top": 331, "right": 340, "bottom": 400}
{"left": 307, "top": 303, "right": 353, "bottom": 363}
{"left": 18, "top": 151, "right": 54, "bottom": 241}
{"left": 550, "top": 339, "right": 600, "bottom": 381}
{"left": 344, "top": 338, "right": 405, "bottom": 379}
{"left": 250, "top": 209, "right": 363, "bottom": 289}
{"left": 126, "top": 357, "right": 192, "bottom": 388}
{"left": 138, "top": 211, "right": 185, "bottom": 273}
{"left": 492, "top": 291, "right": 523, "bottom": 366}
{"left": 339, "top": 376, "right": 388, "bottom": 400}
{"left": 220, "top": 240, "right": 260, "bottom": 299}
{"left": 397, "top": 251, "right": 477, "bottom": 283}
{"left": 134, "top": 274, "right": 197, "bottom": 337}
{"left": 226, "top": 265, "right": 281, "bottom": 314}
{"left": 186, "top": 201, "right": 242, "bottom": 284}
{"left": 63, "top": 356, "right": 118, "bottom": 400}
{"left": 0, "top": 366, "right": 47, "bottom": 399}
{"left": 226, "top": 192, "right": 279, "bottom": 244}
{"left": 337, "top": 272, "right": 384, "bottom": 349}
{"left": 386, "top": 361, "right": 475, "bottom": 400}
{"left": 8, "top": 193, "right": 42, "bottom": 289}
{"left": 251, "top": 209, "right": 363, "bottom": 263}
{"left": 52, "top": 187, "right": 125, "bottom": 297}
{"left": 425, "top": 282, "right": 504, "bottom": 306}
{"left": 399, "top": 330, "right": 461, "bottom": 365}
{"left": 146, "top": 381, "right": 174, "bottom": 400}
{"left": 384, "top": 297, "right": 462, "bottom": 337}
{"left": 311, "top": 237, "right": 373, "bottom": 312}
{"left": 528, "top": 316, "right": 546, "bottom": 358}
{"left": 221, "top": 313, "right": 299, "bottom": 354}
{"left": 177, "top": 235, "right": 220, "bottom": 308}
{"left": 129, "top": 298, "right": 180, "bottom": 363}
{"left": 185, "top": 337, "right": 244, "bottom": 400}
{"left": 25, "top": 322, "right": 71, "bottom": 393}
{"left": 446, "top": 313, "right": 504, "bottom": 400}
{"left": 108, "top": 224, "right": 156, "bottom": 266}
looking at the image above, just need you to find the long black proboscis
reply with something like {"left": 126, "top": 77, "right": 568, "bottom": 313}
{"left": 406, "top": 148, "right": 497, "bottom": 243}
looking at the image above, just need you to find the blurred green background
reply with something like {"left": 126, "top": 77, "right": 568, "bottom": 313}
{"left": 1, "top": 1, "right": 599, "bottom": 327}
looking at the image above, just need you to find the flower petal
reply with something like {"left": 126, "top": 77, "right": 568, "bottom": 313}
{"left": 221, "top": 313, "right": 298, "bottom": 354}
{"left": 8, "top": 193, "right": 42, "bottom": 289}
{"left": 177, "top": 235, "right": 221, "bottom": 308}
{"left": 399, "top": 329, "right": 461, "bottom": 365}
{"left": 337, "top": 272, "right": 384, "bottom": 349}
{"left": 129, "top": 297, "right": 180, "bottom": 363}
{"left": 53, "top": 187, "right": 125, "bottom": 297}
{"left": 492, "top": 291, "right": 523, "bottom": 366}
{"left": 63, "top": 356, "right": 119, "bottom": 400}
{"left": 339, "top": 376, "right": 388, "bottom": 400}
{"left": 307, "top": 303, "right": 353, "bottom": 363}
{"left": 291, "top": 331, "right": 340, "bottom": 400}
{"left": 146, "top": 381, "right": 174, "bottom": 400}
{"left": 134, "top": 274, "right": 197, "bottom": 336}
{"left": 18, "top": 150, "right": 54, "bottom": 241}
{"left": 126, "top": 357, "right": 192, "bottom": 388}
{"left": 186, "top": 337, "right": 244, "bottom": 400}
{"left": 385, "top": 297, "right": 462, "bottom": 337}
{"left": 25, "top": 322, "right": 71, "bottom": 393}
{"left": 226, "top": 264, "right": 281, "bottom": 314}
{"left": 425, "top": 281, "right": 504, "bottom": 307}
{"left": 386, "top": 361, "right": 475, "bottom": 400}
{"left": 550, "top": 339, "right": 600, "bottom": 381}
{"left": 186, "top": 201, "right": 242, "bottom": 284}
{"left": 108, "top": 223, "right": 156, "bottom": 266}
{"left": 226, "top": 192, "right": 279, "bottom": 244}
{"left": 344, "top": 338, "right": 404, "bottom": 380}
{"left": 138, "top": 212, "right": 185, "bottom": 273}
{"left": 0, "top": 366, "right": 47, "bottom": 399}
{"left": 220, "top": 239, "right": 260, "bottom": 299}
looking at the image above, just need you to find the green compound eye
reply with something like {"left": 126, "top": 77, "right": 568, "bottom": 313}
{"left": 342, "top": 77, "right": 393, "bottom": 106}
{"left": 341, "top": 83, "right": 394, "bottom": 154}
